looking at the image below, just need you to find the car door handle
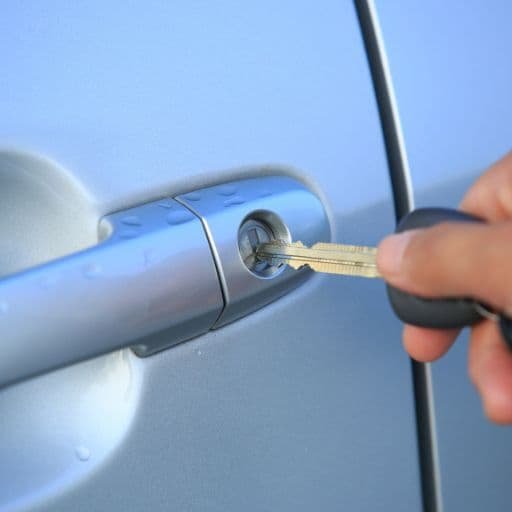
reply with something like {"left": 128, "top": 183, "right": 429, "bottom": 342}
{"left": 0, "top": 176, "right": 329, "bottom": 389}
{"left": 0, "top": 198, "right": 224, "bottom": 388}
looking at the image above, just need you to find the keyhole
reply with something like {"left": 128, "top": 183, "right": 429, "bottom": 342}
{"left": 237, "top": 211, "right": 291, "bottom": 278}
{"left": 238, "top": 219, "right": 280, "bottom": 276}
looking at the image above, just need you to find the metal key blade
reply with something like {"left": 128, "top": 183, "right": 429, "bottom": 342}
{"left": 256, "top": 240, "right": 380, "bottom": 278}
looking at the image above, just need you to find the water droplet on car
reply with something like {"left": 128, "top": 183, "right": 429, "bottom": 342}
{"left": 121, "top": 215, "right": 142, "bottom": 226}
{"left": 75, "top": 446, "right": 90, "bottom": 461}
{"left": 158, "top": 200, "right": 175, "bottom": 209}
{"left": 167, "top": 210, "right": 194, "bottom": 225}
{"left": 217, "top": 185, "right": 237, "bottom": 196}
{"left": 223, "top": 196, "right": 245, "bottom": 207}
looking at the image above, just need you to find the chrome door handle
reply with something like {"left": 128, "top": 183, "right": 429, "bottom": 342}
{"left": 0, "top": 176, "right": 329, "bottom": 388}
{"left": 0, "top": 199, "right": 223, "bottom": 388}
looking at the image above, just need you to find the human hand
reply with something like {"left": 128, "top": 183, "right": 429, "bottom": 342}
{"left": 377, "top": 151, "right": 512, "bottom": 424}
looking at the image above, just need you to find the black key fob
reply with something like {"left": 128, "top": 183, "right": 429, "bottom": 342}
{"left": 387, "top": 207, "right": 512, "bottom": 349}
{"left": 387, "top": 208, "right": 484, "bottom": 329}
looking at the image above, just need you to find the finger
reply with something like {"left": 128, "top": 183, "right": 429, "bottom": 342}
{"left": 402, "top": 325, "right": 459, "bottom": 362}
{"left": 377, "top": 221, "right": 512, "bottom": 316}
{"left": 460, "top": 151, "right": 512, "bottom": 221}
{"left": 468, "top": 320, "right": 512, "bottom": 424}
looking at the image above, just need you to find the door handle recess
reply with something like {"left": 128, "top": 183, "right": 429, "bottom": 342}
{"left": 0, "top": 199, "right": 223, "bottom": 388}
{"left": 0, "top": 176, "right": 329, "bottom": 388}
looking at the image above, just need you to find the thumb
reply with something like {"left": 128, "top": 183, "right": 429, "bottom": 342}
{"left": 377, "top": 220, "right": 512, "bottom": 316}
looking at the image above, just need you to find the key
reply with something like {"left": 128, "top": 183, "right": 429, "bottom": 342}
{"left": 256, "top": 207, "right": 512, "bottom": 349}
{"left": 256, "top": 240, "right": 380, "bottom": 278}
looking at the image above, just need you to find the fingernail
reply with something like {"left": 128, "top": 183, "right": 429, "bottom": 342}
{"left": 377, "top": 231, "right": 416, "bottom": 276}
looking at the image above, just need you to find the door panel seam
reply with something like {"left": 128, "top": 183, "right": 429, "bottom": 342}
{"left": 353, "top": 2, "right": 443, "bottom": 511}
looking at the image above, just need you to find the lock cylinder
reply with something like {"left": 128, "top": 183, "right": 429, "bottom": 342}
{"left": 237, "top": 211, "right": 290, "bottom": 278}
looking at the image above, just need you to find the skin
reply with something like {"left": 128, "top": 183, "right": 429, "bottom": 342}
{"left": 377, "top": 151, "right": 512, "bottom": 424}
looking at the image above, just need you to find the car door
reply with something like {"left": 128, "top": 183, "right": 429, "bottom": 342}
{"left": 374, "top": 1, "right": 512, "bottom": 511}
{"left": 0, "top": 3, "right": 422, "bottom": 511}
